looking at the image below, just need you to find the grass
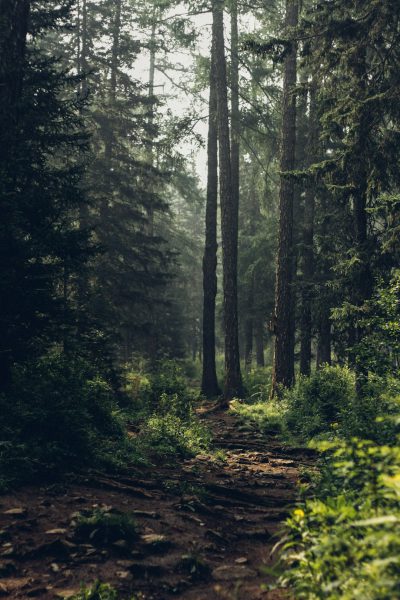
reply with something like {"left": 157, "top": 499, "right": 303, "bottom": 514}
{"left": 229, "top": 398, "right": 286, "bottom": 436}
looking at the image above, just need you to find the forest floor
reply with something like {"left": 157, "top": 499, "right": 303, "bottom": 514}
{"left": 0, "top": 404, "right": 315, "bottom": 600}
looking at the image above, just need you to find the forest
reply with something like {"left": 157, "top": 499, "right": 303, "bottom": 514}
{"left": 0, "top": 0, "right": 399, "bottom": 598}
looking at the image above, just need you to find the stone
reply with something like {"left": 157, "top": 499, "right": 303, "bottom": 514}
{"left": 3, "top": 508, "right": 26, "bottom": 517}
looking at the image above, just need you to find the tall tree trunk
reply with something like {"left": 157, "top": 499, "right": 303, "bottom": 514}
{"left": 244, "top": 273, "right": 254, "bottom": 372}
{"left": 316, "top": 308, "right": 331, "bottom": 367}
{"left": 271, "top": 0, "right": 298, "bottom": 397}
{"left": 255, "top": 317, "right": 265, "bottom": 367}
{"left": 299, "top": 80, "right": 317, "bottom": 376}
{"left": 0, "top": 0, "right": 30, "bottom": 127}
{"left": 201, "top": 31, "right": 220, "bottom": 398}
{"left": 230, "top": 0, "right": 240, "bottom": 234}
{"left": 146, "top": 9, "right": 157, "bottom": 235}
{"left": 77, "top": 0, "right": 90, "bottom": 308}
{"left": 102, "top": 0, "right": 121, "bottom": 220}
{"left": 212, "top": 0, "right": 243, "bottom": 400}
{"left": 351, "top": 48, "right": 373, "bottom": 393}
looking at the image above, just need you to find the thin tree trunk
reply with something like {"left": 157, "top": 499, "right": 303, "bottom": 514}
{"left": 316, "top": 309, "right": 331, "bottom": 367}
{"left": 212, "top": 0, "right": 243, "bottom": 400}
{"left": 299, "top": 80, "right": 317, "bottom": 376}
{"left": 255, "top": 317, "right": 265, "bottom": 367}
{"left": 201, "top": 30, "right": 220, "bottom": 397}
{"left": 230, "top": 0, "right": 240, "bottom": 233}
{"left": 271, "top": 0, "right": 298, "bottom": 397}
{"left": 244, "top": 274, "right": 254, "bottom": 372}
{"left": 102, "top": 0, "right": 121, "bottom": 222}
{"left": 77, "top": 0, "right": 90, "bottom": 307}
{"left": 351, "top": 48, "right": 373, "bottom": 393}
{"left": 0, "top": 0, "right": 30, "bottom": 125}
{"left": 146, "top": 10, "right": 157, "bottom": 235}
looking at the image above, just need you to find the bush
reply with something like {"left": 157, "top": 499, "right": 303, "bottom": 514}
{"left": 0, "top": 353, "right": 126, "bottom": 488}
{"left": 340, "top": 376, "right": 400, "bottom": 444}
{"left": 230, "top": 398, "right": 285, "bottom": 435}
{"left": 280, "top": 437, "right": 400, "bottom": 599}
{"left": 284, "top": 365, "right": 356, "bottom": 440}
{"left": 242, "top": 366, "right": 273, "bottom": 403}
{"left": 73, "top": 508, "right": 137, "bottom": 546}
{"left": 124, "top": 359, "right": 191, "bottom": 420}
{"left": 136, "top": 403, "right": 211, "bottom": 461}
{"left": 71, "top": 582, "right": 119, "bottom": 600}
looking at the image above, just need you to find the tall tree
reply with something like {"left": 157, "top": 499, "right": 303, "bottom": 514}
{"left": 201, "top": 30, "right": 220, "bottom": 398}
{"left": 271, "top": 0, "right": 298, "bottom": 396}
{"left": 212, "top": 0, "right": 243, "bottom": 399}
{"left": 299, "top": 79, "right": 317, "bottom": 375}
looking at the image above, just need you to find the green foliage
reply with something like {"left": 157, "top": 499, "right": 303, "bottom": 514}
{"left": 71, "top": 582, "right": 119, "bottom": 600}
{"left": 71, "top": 581, "right": 140, "bottom": 600}
{"left": 123, "top": 360, "right": 210, "bottom": 462}
{"left": 284, "top": 366, "right": 356, "bottom": 441}
{"left": 0, "top": 353, "right": 126, "bottom": 489}
{"left": 242, "top": 366, "right": 273, "bottom": 402}
{"left": 124, "top": 359, "right": 193, "bottom": 420}
{"left": 280, "top": 437, "right": 400, "bottom": 599}
{"left": 339, "top": 377, "right": 400, "bottom": 444}
{"left": 230, "top": 398, "right": 284, "bottom": 435}
{"left": 73, "top": 508, "right": 137, "bottom": 546}
{"left": 136, "top": 406, "right": 211, "bottom": 461}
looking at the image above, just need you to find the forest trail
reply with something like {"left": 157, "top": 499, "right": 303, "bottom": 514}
{"left": 0, "top": 406, "right": 315, "bottom": 600}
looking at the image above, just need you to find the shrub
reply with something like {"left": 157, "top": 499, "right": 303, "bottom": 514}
{"left": 73, "top": 508, "right": 137, "bottom": 546}
{"left": 71, "top": 582, "right": 124, "bottom": 600}
{"left": 242, "top": 366, "right": 273, "bottom": 403}
{"left": 284, "top": 365, "right": 356, "bottom": 440}
{"left": 124, "top": 359, "right": 191, "bottom": 420}
{"left": 280, "top": 437, "right": 400, "bottom": 599}
{"left": 0, "top": 352, "right": 126, "bottom": 488}
{"left": 136, "top": 401, "right": 211, "bottom": 461}
{"left": 230, "top": 398, "right": 285, "bottom": 435}
{"left": 340, "top": 376, "right": 400, "bottom": 444}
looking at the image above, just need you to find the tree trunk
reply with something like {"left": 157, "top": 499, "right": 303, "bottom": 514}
{"left": 316, "top": 308, "right": 331, "bottom": 367}
{"left": 244, "top": 274, "right": 254, "bottom": 372}
{"left": 271, "top": 0, "right": 298, "bottom": 397}
{"left": 255, "top": 317, "right": 265, "bottom": 367}
{"left": 201, "top": 30, "right": 221, "bottom": 397}
{"left": 299, "top": 81, "right": 317, "bottom": 376}
{"left": 230, "top": 0, "right": 239, "bottom": 234}
{"left": 212, "top": 0, "right": 243, "bottom": 400}
{"left": 77, "top": 0, "right": 90, "bottom": 308}
{"left": 0, "top": 0, "right": 30, "bottom": 126}
{"left": 351, "top": 48, "right": 373, "bottom": 393}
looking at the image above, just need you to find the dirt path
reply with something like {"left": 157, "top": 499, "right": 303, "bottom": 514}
{"left": 0, "top": 407, "right": 314, "bottom": 599}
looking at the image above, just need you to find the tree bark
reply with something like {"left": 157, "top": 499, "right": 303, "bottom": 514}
{"left": 212, "top": 0, "right": 243, "bottom": 400}
{"left": 316, "top": 308, "right": 331, "bottom": 367}
{"left": 201, "top": 30, "right": 221, "bottom": 397}
{"left": 77, "top": 0, "right": 90, "bottom": 307}
{"left": 0, "top": 0, "right": 30, "bottom": 128}
{"left": 271, "top": 0, "right": 298, "bottom": 397}
{"left": 299, "top": 80, "right": 317, "bottom": 376}
{"left": 255, "top": 317, "right": 265, "bottom": 367}
{"left": 244, "top": 274, "right": 254, "bottom": 372}
{"left": 230, "top": 0, "right": 240, "bottom": 236}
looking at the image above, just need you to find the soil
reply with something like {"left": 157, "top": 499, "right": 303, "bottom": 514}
{"left": 0, "top": 405, "right": 315, "bottom": 600}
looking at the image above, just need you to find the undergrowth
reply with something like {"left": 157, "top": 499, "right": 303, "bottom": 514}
{"left": 0, "top": 356, "right": 210, "bottom": 491}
